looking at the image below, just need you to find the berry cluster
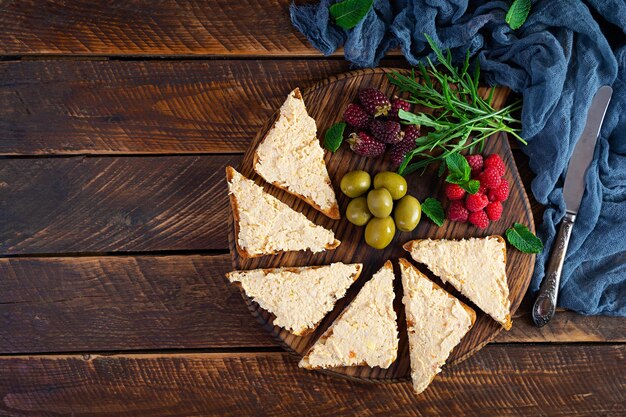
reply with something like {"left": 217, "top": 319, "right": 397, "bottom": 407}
{"left": 445, "top": 154, "right": 510, "bottom": 228}
{"left": 343, "top": 88, "right": 419, "bottom": 164}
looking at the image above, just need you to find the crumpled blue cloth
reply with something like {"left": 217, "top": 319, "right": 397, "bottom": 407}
{"left": 291, "top": 0, "right": 626, "bottom": 316}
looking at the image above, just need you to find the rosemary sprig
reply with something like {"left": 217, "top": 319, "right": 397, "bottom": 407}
{"left": 388, "top": 35, "right": 524, "bottom": 176}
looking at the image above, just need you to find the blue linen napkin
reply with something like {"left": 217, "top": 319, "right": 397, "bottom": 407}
{"left": 291, "top": 0, "right": 626, "bottom": 316}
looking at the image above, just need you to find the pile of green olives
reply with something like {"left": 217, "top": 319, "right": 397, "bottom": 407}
{"left": 340, "top": 170, "right": 422, "bottom": 249}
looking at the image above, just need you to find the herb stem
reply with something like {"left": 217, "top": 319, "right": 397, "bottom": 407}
{"left": 388, "top": 35, "right": 524, "bottom": 175}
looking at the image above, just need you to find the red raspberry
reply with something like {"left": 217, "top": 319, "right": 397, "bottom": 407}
{"left": 468, "top": 210, "right": 490, "bottom": 228}
{"left": 343, "top": 103, "right": 371, "bottom": 129}
{"left": 465, "top": 193, "right": 489, "bottom": 212}
{"left": 485, "top": 201, "right": 503, "bottom": 221}
{"left": 445, "top": 183, "right": 465, "bottom": 200}
{"left": 484, "top": 154, "right": 506, "bottom": 177}
{"left": 359, "top": 88, "right": 391, "bottom": 117}
{"left": 347, "top": 132, "right": 386, "bottom": 157}
{"left": 465, "top": 154, "right": 484, "bottom": 176}
{"left": 447, "top": 201, "right": 469, "bottom": 222}
{"left": 478, "top": 167, "right": 502, "bottom": 189}
{"left": 488, "top": 178, "right": 510, "bottom": 202}
{"left": 370, "top": 119, "right": 403, "bottom": 144}
{"left": 478, "top": 182, "right": 488, "bottom": 195}
{"left": 389, "top": 97, "right": 411, "bottom": 121}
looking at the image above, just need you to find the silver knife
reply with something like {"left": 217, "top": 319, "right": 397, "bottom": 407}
{"left": 532, "top": 85, "right": 613, "bottom": 327}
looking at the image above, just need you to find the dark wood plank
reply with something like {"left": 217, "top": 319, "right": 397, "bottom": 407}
{"left": 0, "top": 155, "right": 239, "bottom": 254}
{"left": 0, "top": 346, "right": 623, "bottom": 416}
{"left": 0, "top": 255, "right": 622, "bottom": 354}
{"left": 500, "top": 307, "right": 626, "bottom": 343}
{"left": 0, "top": 60, "right": 396, "bottom": 155}
{"left": 0, "top": 255, "right": 276, "bottom": 353}
{"left": 0, "top": 0, "right": 322, "bottom": 56}
{"left": 497, "top": 288, "right": 626, "bottom": 343}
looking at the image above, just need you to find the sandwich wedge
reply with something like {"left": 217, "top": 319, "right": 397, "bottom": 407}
{"left": 399, "top": 259, "right": 475, "bottom": 395}
{"left": 226, "top": 166, "right": 340, "bottom": 258}
{"left": 254, "top": 88, "right": 340, "bottom": 219}
{"left": 299, "top": 261, "right": 398, "bottom": 370}
{"left": 226, "top": 263, "right": 362, "bottom": 336}
{"left": 403, "top": 236, "right": 511, "bottom": 329}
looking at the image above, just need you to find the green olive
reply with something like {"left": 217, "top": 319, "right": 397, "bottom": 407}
{"left": 346, "top": 197, "right": 372, "bottom": 226}
{"left": 364, "top": 217, "right": 396, "bottom": 249}
{"left": 373, "top": 171, "right": 408, "bottom": 200}
{"left": 367, "top": 188, "right": 393, "bottom": 218}
{"left": 340, "top": 170, "right": 371, "bottom": 198}
{"left": 394, "top": 195, "right": 421, "bottom": 232}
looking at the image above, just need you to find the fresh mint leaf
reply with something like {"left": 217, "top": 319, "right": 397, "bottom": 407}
{"left": 506, "top": 223, "right": 543, "bottom": 253}
{"left": 445, "top": 153, "right": 478, "bottom": 194}
{"left": 421, "top": 197, "right": 445, "bottom": 227}
{"left": 506, "top": 0, "right": 531, "bottom": 30}
{"left": 445, "top": 153, "right": 471, "bottom": 183}
{"left": 460, "top": 179, "right": 480, "bottom": 194}
{"left": 329, "top": 0, "right": 374, "bottom": 30}
{"left": 324, "top": 122, "right": 346, "bottom": 152}
{"left": 445, "top": 173, "right": 465, "bottom": 185}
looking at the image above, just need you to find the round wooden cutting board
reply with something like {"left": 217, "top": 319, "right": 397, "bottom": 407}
{"left": 228, "top": 68, "right": 535, "bottom": 382}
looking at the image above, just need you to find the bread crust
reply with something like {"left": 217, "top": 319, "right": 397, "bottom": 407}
{"left": 300, "top": 261, "right": 394, "bottom": 369}
{"left": 399, "top": 258, "right": 477, "bottom": 326}
{"left": 252, "top": 87, "right": 341, "bottom": 220}
{"left": 253, "top": 153, "right": 341, "bottom": 220}
{"left": 226, "top": 166, "right": 340, "bottom": 259}
{"left": 492, "top": 235, "right": 512, "bottom": 330}
{"left": 227, "top": 263, "right": 363, "bottom": 337}
{"left": 226, "top": 166, "right": 255, "bottom": 259}
{"left": 402, "top": 236, "right": 511, "bottom": 329}
{"left": 399, "top": 258, "right": 476, "bottom": 394}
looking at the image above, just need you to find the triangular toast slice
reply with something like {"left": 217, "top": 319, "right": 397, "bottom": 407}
{"left": 399, "top": 259, "right": 476, "bottom": 395}
{"left": 299, "top": 261, "right": 398, "bottom": 370}
{"left": 253, "top": 88, "right": 340, "bottom": 219}
{"left": 226, "top": 263, "right": 362, "bottom": 336}
{"left": 226, "top": 166, "right": 340, "bottom": 258}
{"left": 403, "top": 236, "right": 511, "bottom": 329}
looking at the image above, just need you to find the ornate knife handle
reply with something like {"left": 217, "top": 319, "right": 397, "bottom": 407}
{"left": 532, "top": 211, "right": 576, "bottom": 327}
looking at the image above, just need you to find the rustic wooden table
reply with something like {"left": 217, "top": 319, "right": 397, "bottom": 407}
{"left": 0, "top": 2, "right": 624, "bottom": 416}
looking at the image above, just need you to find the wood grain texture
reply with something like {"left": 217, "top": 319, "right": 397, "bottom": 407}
{"left": 0, "top": 346, "right": 623, "bottom": 417}
{"left": 0, "top": 254, "right": 619, "bottom": 356}
{"left": 0, "top": 60, "right": 391, "bottom": 155}
{"left": 0, "top": 155, "right": 545, "bottom": 259}
{"left": 500, "top": 306, "right": 626, "bottom": 343}
{"left": 0, "top": 255, "right": 276, "bottom": 353}
{"left": 0, "top": 155, "right": 239, "bottom": 254}
{"left": 230, "top": 68, "right": 534, "bottom": 381}
{"left": 0, "top": 153, "right": 543, "bottom": 256}
{"left": 0, "top": 255, "right": 622, "bottom": 354}
{"left": 0, "top": 0, "right": 324, "bottom": 56}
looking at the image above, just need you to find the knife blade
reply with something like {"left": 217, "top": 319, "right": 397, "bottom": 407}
{"left": 532, "top": 85, "right": 612, "bottom": 327}
{"left": 563, "top": 85, "right": 613, "bottom": 213}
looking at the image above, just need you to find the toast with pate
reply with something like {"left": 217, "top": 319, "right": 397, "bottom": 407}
{"left": 226, "top": 166, "right": 340, "bottom": 258}
{"left": 226, "top": 263, "right": 362, "bottom": 336}
{"left": 254, "top": 88, "right": 340, "bottom": 219}
{"left": 399, "top": 259, "right": 475, "bottom": 394}
{"left": 403, "top": 235, "right": 511, "bottom": 329}
{"left": 299, "top": 261, "right": 398, "bottom": 370}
